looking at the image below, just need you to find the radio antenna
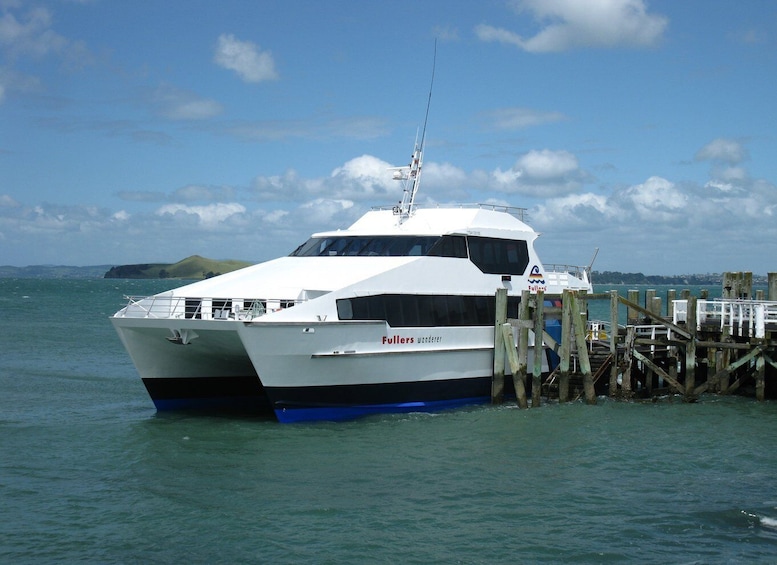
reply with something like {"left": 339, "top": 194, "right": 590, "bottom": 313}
{"left": 391, "top": 41, "right": 437, "bottom": 221}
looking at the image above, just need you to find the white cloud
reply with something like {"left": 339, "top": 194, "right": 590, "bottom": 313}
{"left": 173, "top": 184, "right": 236, "bottom": 202}
{"left": 517, "top": 149, "right": 579, "bottom": 179}
{"left": 619, "top": 176, "right": 687, "bottom": 222}
{"left": 484, "top": 107, "right": 567, "bottom": 130}
{"left": 534, "top": 192, "right": 613, "bottom": 229}
{"left": 484, "top": 149, "right": 585, "bottom": 196}
{"left": 695, "top": 138, "right": 747, "bottom": 164}
{"left": 0, "top": 194, "right": 20, "bottom": 207}
{"left": 152, "top": 84, "right": 223, "bottom": 121}
{"left": 0, "top": 6, "right": 93, "bottom": 68}
{"left": 214, "top": 34, "right": 278, "bottom": 83}
{"left": 0, "top": 7, "right": 64, "bottom": 58}
{"left": 155, "top": 202, "right": 247, "bottom": 229}
{"left": 250, "top": 155, "right": 400, "bottom": 202}
{"left": 476, "top": 0, "right": 667, "bottom": 52}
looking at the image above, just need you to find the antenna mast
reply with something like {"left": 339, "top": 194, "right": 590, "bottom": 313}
{"left": 392, "top": 41, "right": 436, "bottom": 222}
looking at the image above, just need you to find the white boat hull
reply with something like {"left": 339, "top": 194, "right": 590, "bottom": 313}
{"left": 236, "top": 321, "right": 548, "bottom": 422}
{"left": 110, "top": 317, "right": 270, "bottom": 412}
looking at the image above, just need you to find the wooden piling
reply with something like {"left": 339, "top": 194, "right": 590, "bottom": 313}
{"left": 627, "top": 289, "right": 640, "bottom": 324}
{"left": 685, "top": 296, "right": 697, "bottom": 399}
{"left": 501, "top": 323, "right": 528, "bottom": 408}
{"left": 532, "top": 291, "right": 545, "bottom": 408}
{"left": 569, "top": 291, "right": 596, "bottom": 404}
{"left": 769, "top": 273, "right": 777, "bottom": 301}
{"left": 756, "top": 353, "right": 765, "bottom": 402}
{"left": 667, "top": 289, "right": 676, "bottom": 318}
{"left": 491, "top": 287, "right": 507, "bottom": 404}
{"left": 609, "top": 290, "right": 619, "bottom": 397}
{"left": 622, "top": 326, "right": 636, "bottom": 399}
{"left": 558, "top": 290, "right": 572, "bottom": 403}
{"left": 513, "top": 290, "right": 531, "bottom": 409}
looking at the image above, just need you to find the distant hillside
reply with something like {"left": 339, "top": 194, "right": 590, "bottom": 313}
{"left": 103, "top": 255, "right": 252, "bottom": 279}
{"left": 0, "top": 264, "right": 113, "bottom": 278}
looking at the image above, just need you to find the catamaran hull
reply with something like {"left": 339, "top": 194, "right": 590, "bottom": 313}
{"left": 110, "top": 317, "right": 270, "bottom": 412}
{"left": 236, "top": 321, "right": 546, "bottom": 423}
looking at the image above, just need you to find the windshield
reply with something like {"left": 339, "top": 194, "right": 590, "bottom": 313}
{"left": 290, "top": 236, "right": 440, "bottom": 257}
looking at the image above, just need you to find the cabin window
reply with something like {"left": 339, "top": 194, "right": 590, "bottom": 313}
{"left": 467, "top": 236, "right": 529, "bottom": 275}
{"left": 290, "top": 236, "right": 440, "bottom": 257}
{"left": 427, "top": 235, "right": 468, "bottom": 258}
{"left": 336, "top": 294, "right": 503, "bottom": 327}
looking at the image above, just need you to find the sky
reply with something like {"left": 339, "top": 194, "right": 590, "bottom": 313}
{"left": 1, "top": 0, "right": 776, "bottom": 275}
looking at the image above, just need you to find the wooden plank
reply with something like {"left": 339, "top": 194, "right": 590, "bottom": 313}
{"left": 633, "top": 350, "right": 684, "bottom": 393}
{"left": 694, "top": 345, "right": 764, "bottom": 395}
{"left": 617, "top": 295, "right": 693, "bottom": 340}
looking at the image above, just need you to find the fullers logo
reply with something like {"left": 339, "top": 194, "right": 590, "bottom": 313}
{"left": 382, "top": 334, "right": 414, "bottom": 345}
{"left": 528, "top": 265, "right": 547, "bottom": 292}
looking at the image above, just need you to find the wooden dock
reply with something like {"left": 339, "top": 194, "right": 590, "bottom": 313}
{"left": 492, "top": 272, "right": 777, "bottom": 407}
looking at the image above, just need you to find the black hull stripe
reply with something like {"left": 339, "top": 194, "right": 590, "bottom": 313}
{"left": 265, "top": 376, "right": 503, "bottom": 408}
{"left": 142, "top": 375, "right": 266, "bottom": 399}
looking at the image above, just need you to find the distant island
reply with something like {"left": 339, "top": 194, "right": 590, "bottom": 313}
{"left": 0, "top": 255, "right": 252, "bottom": 279}
{"left": 590, "top": 271, "right": 768, "bottom": 286}
{"left": 103, "top": 255, "right": 252, "bottom": 279}
{"left": 0, "top": 257, "right": 766, "bottom": 285}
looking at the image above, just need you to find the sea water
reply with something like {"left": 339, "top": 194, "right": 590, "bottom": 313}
{"left": 1, "top": 278, "right": 777, "bottom": 564}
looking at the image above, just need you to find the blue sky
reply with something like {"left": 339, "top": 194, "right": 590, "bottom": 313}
{"left": 1, "top": 0, "right": 775, "bottom": 275}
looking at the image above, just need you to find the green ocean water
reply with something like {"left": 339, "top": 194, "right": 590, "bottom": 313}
{"left": 1, "top": 278, "right": 777, "bottom": 563}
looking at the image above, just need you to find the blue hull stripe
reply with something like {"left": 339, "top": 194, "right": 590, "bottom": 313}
{"left": 273, "top": 396, "right": 491, "bottom": 423}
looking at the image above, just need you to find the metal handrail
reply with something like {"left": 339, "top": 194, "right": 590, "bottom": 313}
{"left": 115, "top": 295, "right": 303, "bottom": 320}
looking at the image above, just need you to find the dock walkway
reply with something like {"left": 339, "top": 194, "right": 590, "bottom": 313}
{"left": 492, "top": 271, "right": 777, "bottom": 407}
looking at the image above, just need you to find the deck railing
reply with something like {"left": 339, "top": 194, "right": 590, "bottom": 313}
{"left": 115, "top": 294, "right": 302, "bottom": 321}
{"left": 673, "top": 298, "right": 777, "bottom": 339}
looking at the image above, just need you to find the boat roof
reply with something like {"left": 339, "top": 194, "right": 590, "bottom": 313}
{"left": 314, "top": 204, "right": 536, "bottom": 238}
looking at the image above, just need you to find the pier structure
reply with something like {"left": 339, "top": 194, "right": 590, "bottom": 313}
{"left": 492, "top": 272, "right": 777, "bottom": 407}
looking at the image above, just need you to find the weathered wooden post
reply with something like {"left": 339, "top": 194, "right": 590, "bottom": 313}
{"left": 685, "top": 296, "right": 697, "bottom": 399}
{"left": 743, "top": 272, "right": 753, "bottom": 299}
{"left": 627, "top": 289, "right": 640, "bottom": 324}
{"left": 756, "top": 353, "right": 765, "bottom": 402}
{"left": 622, "top": 326, "right": 636, "bottom": 399}
{"left": 532, "top": 290, "right": 544, "bottom": 408}
{"left": 514, "top": 290, "right": 531, "bottom": 409}
{"left": 645, "top": 289, "right": 656, "bottom": 312}
{"left": 722, "top": 272, "right": 734, "bottom": 299}
{"left": 706, "top": 347, "right": 717, "bottom": 393}
{"left": 719, "top": 326, "right": 731, "bottom": 393}
{"left": 768, "top": 273, "right": 777, "bottom": 301}
{"left": 501, "top": 323, "right": 528, "bottom": 409}
{"left": 559, "top": 290, "right": 572, "bottom": 403}
{"left": 667, "top": 289, "right": 676, "bottom": 319}
{"left": 492, "top": 287, "right": 508, "bottom": 404}
{"left": 570, "top": 292, "right": 596, "bottom": 405}
{"left": 651, "top": 297, "right": 662, "bottom": 319}
{"left": 609, "top": 290, "right": 619, "bottom": 397}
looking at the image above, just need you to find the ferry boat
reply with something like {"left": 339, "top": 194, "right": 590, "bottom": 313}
{"left": 111, "top": 138, "right": 592, "bottom": 422}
